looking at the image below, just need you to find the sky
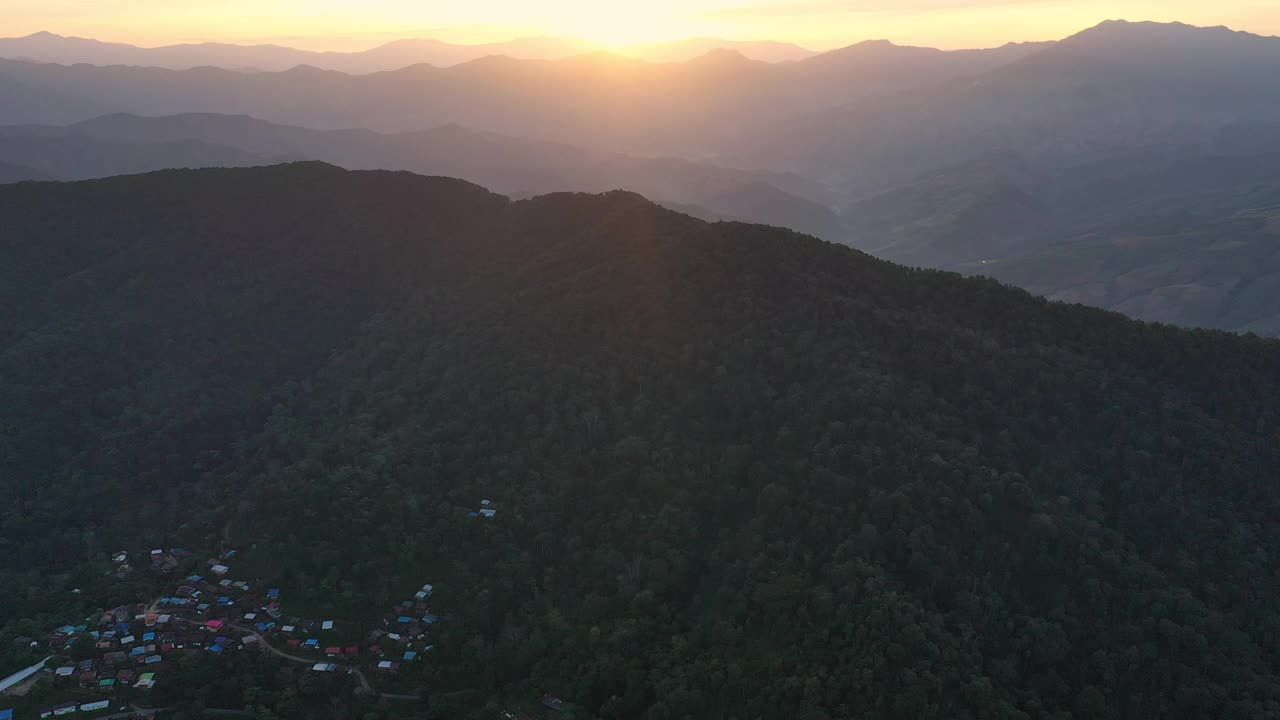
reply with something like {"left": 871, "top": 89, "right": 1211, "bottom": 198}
{"left": 3, "top": 0, "right": 1279, "bottom": 51}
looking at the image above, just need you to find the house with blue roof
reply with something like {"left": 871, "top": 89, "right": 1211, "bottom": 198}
{"left": 403, "top": 651, "right": 418, "bottom": 661}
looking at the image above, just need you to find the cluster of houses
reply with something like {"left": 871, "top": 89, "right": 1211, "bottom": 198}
{"left": 364, "top": 582, "right": 440, "bottom": 673}
{"left": 24, "top": 550, "right": 254, "bottom": 713}
{"left": 162, "top": 559, "right": 441, "bottom": 678}
{"left": 26, "top": 606, "right": 177, "bottom": 717}
{"left": 47, "top": 607, "right": 178, "bottom": 672}
{"left": 467, "top": 499, "right": 498, "bottom": 518}
{"left": 17, "top": 547, "right": 446, "bottom": 712}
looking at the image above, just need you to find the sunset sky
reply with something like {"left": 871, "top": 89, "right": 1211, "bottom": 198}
{"left": 3, "top": 0, "right": 1279, "bottom": 50}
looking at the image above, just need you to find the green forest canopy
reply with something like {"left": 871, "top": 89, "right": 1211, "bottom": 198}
{"left": 1, "top": 163, "right": 1279, "bottom": 720}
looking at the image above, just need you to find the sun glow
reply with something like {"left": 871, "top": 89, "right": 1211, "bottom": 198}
{"left": 547, "top": 6, "right": 704, "bottom": 47}
{"left": 2, "top": 0, "right": 1280, "bottom": 52}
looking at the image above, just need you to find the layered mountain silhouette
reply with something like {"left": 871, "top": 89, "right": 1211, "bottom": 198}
{"left": 0, "top": 36, "right": 1050, "bottom": 150}
{"left": 749, "top": 21, "right": 1280, "bottom": 193}
{"left": 0, "top": 113, "right": 846, "bottom": 239}
{"left": 0, "top": 31, "right": 816, "bottom": 72}
{"left": 3, "top": 20, "right": 1280, "bottom": 335}
{"left": 0, "top": 159, "right": 48, "bottom": 183}
{"left": 0, "top": 132, "right": 270, "bottom": 180}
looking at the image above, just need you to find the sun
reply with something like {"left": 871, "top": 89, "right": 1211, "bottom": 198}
{"left": 542, "top": 5, "right": 705, "bottom": 48}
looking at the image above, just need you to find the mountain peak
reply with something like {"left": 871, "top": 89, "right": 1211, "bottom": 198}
{"left": 689, "top": 47, "right": 755, "bottom": 65}
{"left": 833, "top": 39, "right": 908, "bottom": 53}
{"left": 1065, "top": 18, "right": 1269, "bottom": 44}
{"left": 1007, "top": 18, "right": 1280, "bottom": 70}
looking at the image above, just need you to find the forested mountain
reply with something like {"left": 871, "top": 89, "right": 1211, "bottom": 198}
{"left": 3, "top": 163, "right": 1280, "bottom": 719}
{"left": 0, "top": 113, "right": 845, "bottom": 238}
{"left": 0, "top": 31, "right": 816, "bottom": 72}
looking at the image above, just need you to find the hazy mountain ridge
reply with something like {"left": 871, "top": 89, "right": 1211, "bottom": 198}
{"left": 984, "top": 207, "right": 1280, "bottom": 336}
{"left": 0, "top": 36, "right": 1056, "bottom": 150}
{"left": 0, "top": 112, "right": 848, "bottom": 238}
{"left": 0, "top": 159, "right": 51, "bottom": 182}
{"left": 745, "top": 20, "right": 1280, "bottom": 194}
{"left": 0, "top": 30, "right": 816, "bottom": 72}
{"left": 5, "top": 20, "right": 1280, "bottom": 335}
{"left": 846, "top": 143, "right": 1280, "bottom": 334}
{"left": 0, "top": 131, "right": 271, "bottom": 181}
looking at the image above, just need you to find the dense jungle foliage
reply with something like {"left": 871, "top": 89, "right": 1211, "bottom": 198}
{"left": 2, "top": 163, "right": 1279, "bottom": 720}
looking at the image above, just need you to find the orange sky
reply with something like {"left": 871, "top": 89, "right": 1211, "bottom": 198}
{"left": 2, "top": 0, "right": 1278, "bottom": 50}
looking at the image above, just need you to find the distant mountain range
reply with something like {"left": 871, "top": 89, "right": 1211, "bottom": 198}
{"left": 0, "top": 113, "right": 847, "bottom": 240}
{"left": 0, "top": 36, "right": 1049, "bottom": 152}
{"left": 4, "top": 19, "right": 1280, "bottom": 335}
{"left": 0, "top": 31, "right": 817, "bottom": 72}
{"left": 743, "top": 21, "right": 1280, "bottom": 194}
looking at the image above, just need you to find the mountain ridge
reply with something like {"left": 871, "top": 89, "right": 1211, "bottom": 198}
{"left": 0, "top": 30, "right": 817, "bottom": 72}
{"left": 1, "top": 162, "right": 1279, "bottom": 719}
{"left": 0, "top": 112, "right": 846, "bottom": 238}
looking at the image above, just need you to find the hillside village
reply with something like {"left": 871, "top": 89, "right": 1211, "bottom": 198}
{"left": 1, "top": 546, "right": 441, "bottom": 718}
{"left": 1, "top": 498, "right": 569, "bottom": 720}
